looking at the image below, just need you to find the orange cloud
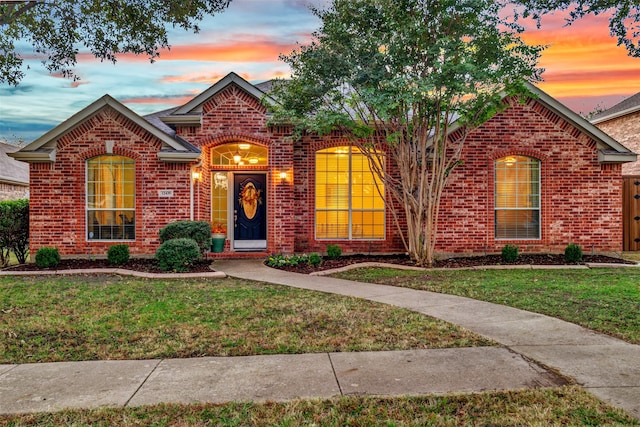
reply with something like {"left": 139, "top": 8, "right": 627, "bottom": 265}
{"left": 156, "top": 40, "right": 297, "bottom": 62}
{"left": 522, "top": 13, "right": 640, "bottom": 103}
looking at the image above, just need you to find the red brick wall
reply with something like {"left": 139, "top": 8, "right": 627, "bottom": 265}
{"left": 175, "top": 83, "right": 297, "bottom": 254}
{"left": 29, "top": 107, "right": 191, "bottom": 257}
{"left": 437, "top": 97, "right": 622, "bottom": 254}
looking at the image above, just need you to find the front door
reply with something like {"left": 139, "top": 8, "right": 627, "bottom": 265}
{"left": 233, "top": 173, "right": 267, "bottom": 250}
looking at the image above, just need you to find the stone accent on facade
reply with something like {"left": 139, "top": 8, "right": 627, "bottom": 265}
{"left": 595, "top": 110, "right": 640, "bottom": 176}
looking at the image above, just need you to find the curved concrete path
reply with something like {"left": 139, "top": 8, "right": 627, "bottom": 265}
{"left": 0, "top": 259, "right": 638, "bottom": 419}
{"left": 215, "top": 259, "right": 640, "bottom": 420}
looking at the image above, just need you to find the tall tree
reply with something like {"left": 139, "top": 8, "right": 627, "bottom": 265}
{"left": 512, "top": 0, "right": 640, "bottom": 57}
{"left": 0, "top": 0, "right": 231, "bottom": 85}
{"left": 271, "top": 0, "right": 543, "bottom": 266}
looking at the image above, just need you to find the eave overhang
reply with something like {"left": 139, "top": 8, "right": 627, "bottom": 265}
{"left": 157, "top": 151, "right": 201, "bottom": 162}
{"left": 8, "top": 148, "right": 56, "bottom": 164}
{"left": 598, "top": 150, "right": 638, "bottom": 164}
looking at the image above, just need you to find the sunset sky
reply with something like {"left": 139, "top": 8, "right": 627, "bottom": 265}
{"left": 1, "top": 0, "right": 639, "bottom": 144}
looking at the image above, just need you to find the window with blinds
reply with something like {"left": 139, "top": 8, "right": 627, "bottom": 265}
{"left": 494, "top": 155, "right": 540, "bottom": 239}
{"left": 315, "top": 146, "right": 385, "bottom": 240}
{"left": 87, "top": 155, "right": 135, "bottom": 240}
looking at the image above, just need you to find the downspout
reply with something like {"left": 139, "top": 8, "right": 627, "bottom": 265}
{"left": 190, "top": 159, "right": 203, "bottom": 221}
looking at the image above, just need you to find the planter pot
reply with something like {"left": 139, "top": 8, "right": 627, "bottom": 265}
{"left": 211, "top": 234, "right": 226, "bottom": 253}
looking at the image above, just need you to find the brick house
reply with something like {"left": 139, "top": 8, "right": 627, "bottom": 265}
{"left": 591, "top": 92, "right": 640, "bottom": 250}
{"left": 9, "top": 73, "right": 636, "bottom": 257}
{"left": 0, "top": 141, "right": 29, "bottom": 201}
{"left": 592, "top": 92, "right": 640, "bottom": 176}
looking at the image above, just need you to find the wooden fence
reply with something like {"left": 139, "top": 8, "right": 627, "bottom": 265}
{"left": 623, "top": 176, "right": 640, "bottom": 251}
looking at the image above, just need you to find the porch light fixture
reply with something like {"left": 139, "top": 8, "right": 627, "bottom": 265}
{"left": 279, "top": 171, "right": 288, "bottom": 182}
{"left": 192, "top": 171, "right": 201, "bottom": 181}
{"left": 233, "top": 150, "right": 242, "bottom": 163}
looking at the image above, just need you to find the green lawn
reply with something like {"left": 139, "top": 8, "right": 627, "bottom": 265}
{"left": 0, "top": 275, "right": 492, "bottom": 364}
{"left": 1, "top": 272, "right": 638, "bottom": 425}
{"left": 1, "top": 387, "right": 637, "bottom": 426}
{"left": 333, "top": 267, "right": 640, "bottom": 344}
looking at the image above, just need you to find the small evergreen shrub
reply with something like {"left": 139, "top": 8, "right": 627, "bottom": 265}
{"left": 266, "top": 253, "right": 309, "bottom": 267}
{"left": 326, "top": 244, "right": 342, "bottom": 259}
{"left": 564, "top": 243, "right": 583, "bottom": 263}
{"left": 107, "top": 244, "right": 130, "bottom": 266}
{"left": 308, "top": 252, "right": 323, "bottom": 267}
{"left": 159, "top": 221, "right": 211, "bottom": 253}
{"left": 501, "top": 244, "right": 519, "bottom": 263}
{"left": 35, "top": 247, "right": 60, "bottom": 268}
{"left": 155, "top": 238, "right": 202, "bottom": 272}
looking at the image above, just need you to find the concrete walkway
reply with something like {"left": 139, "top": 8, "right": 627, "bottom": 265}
{"left": 0, "top": 259, "right": 638, "bottom": 419}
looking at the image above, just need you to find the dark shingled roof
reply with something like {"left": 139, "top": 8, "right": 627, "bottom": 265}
{"left": 591, "top": 91, "right": 640, "bottom": 123}
{"left": 0, "top": 142, "right": 29, "bottom": 185}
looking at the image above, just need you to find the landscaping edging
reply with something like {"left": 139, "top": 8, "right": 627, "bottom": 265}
{"left": 0, "top": 268, "right": 226, "bottom": 279}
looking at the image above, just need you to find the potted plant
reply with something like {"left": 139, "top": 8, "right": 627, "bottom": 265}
{"left": 211, "top": 223, "right": 227, "bottom": 253}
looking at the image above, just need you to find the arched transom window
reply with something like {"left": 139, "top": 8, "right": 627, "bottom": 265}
{"left": 495, "top": 155, "right": 540, "bottom": 239}
{"left": 211, "top": 142, "right": 268, "bottom": 166}
{"left": 315, "top": 146, "right": 385, "bottom": 240}
{"left": 87, "top": 155, "right": 135, "bottom": 240}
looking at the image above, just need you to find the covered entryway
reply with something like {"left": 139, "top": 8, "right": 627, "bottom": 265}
{"left": 623, "top": 176, "right": 640, "bottom": 251}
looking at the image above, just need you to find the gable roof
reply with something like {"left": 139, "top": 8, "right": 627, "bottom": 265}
{"left": 0, "top": 142, "right": 29, "bottom": 186}
{"left": 159, "top": 72, "right": 276, "bottom": 126}
{"left": 526, "top": 84, "right": 636, "bottom": 163}
{"left": 591, "top": 91, "right": 640, "bottom": 124}
{"left": 10, "top": 95, "right": 200, "bottom": 163}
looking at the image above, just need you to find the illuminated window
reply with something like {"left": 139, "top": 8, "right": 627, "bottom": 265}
{"left": 211, "top": 142, "right": 268, "bottom": 166}
{"left": 87, "top": 155, "right": 135, "bottom": 240}
{"left": 211, "top": 172, "right": 228, "bottom": 233}
{"left": 315, "top": 146, "right": 385, "bottom": 239}
{"left": 495, "top": 155, "right": 540, "bottom": 239}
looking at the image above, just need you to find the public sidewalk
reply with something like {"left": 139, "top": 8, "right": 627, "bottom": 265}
{"left": 0, "top": 259, "right": 638, "bottom": 419}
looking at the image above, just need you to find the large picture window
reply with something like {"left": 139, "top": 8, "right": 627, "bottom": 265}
{"left": 87, "top": 155, "right": 135, "bottom": 240}
{"left": 315, "top": 146, "right": 385, "bottom": 239}
{"left": 495, "top": 155, "right": 540, "bottom": 239}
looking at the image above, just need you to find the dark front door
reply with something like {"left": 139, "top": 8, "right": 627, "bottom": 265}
{"left": 234, "top": 173, "right": 267, "bottom": 250}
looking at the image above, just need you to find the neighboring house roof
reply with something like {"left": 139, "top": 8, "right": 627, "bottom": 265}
{"left": 10, "top": 95, "right": 201, "bottom": 163}
{"left": 526, "top": 84, "right": 636, "bottom": 163}
{"left": 591, "top": 91, "right": 640, "bottom": 124}
{"left": 0, "top": 142, "right": 29, "bottom": 185}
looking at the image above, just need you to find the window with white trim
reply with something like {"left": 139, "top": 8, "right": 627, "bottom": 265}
{"left": 494, "top": 155, "right": 540, "bottom": 239}
{"left": 87, "top": 155, "right": 135, "bottom": 240}
{"left": 315, "top": 146, "right": 385, "bottom": 239}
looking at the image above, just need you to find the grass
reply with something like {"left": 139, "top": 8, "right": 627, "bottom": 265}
{"left": 0, "top": 387, "right": 637, "bottom": 426}
{"left": 0, "top": 275, "right": 493, "bottom": 364}
{"left": 332, "top": 267, "right": 640, "bottom": 344}
{"left": 623, "top": 251, "right": 640, "bottom": 262}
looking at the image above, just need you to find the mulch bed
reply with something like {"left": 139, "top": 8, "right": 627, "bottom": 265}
{"left": 2, "top": 253, "right": 634, "bottom": 275}
{"left": 268, "top": 253, "right": 636, "bottom": 275}
{"left": 3, "top": 258, "right": 214, "bottom": 274}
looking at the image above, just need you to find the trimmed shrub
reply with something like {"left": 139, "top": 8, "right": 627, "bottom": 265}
{"left": 266, "top": 253, "right": 308, "bottom": 267}
{"left": 501, "top": 244, "right": 519, "bottom": 263}
{"left": 308, "top": 252, "right": 323, "bottom": 267}
{"left": 155, "top": 238, "right": 202, "bottom": 272}
{"left": 565, "top": 243, "right": 583, "bottom": 263}
{"left": 35, "top": 247, "right": 60, "bottom": 268}
{"left": 159, "top": 221, "right": 211, "bottom": 253}
{"left": 107, "top": 244, "right": 130, "bottom": 266}
{"left": 0, "top": 199, "right": 29, "bottom": 265}
{"left": 326, "top": 244, "right": 342, "bottom": 259}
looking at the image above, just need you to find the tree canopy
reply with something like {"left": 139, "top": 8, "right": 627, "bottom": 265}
{"left": 513, "top": 0, "right": 640, "bottom": 57}
{"left": 0, "top": 0, "right": 231, "bottom": 85}
{"left": 271, "top": 0, "right": 543, "bottom": 266}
